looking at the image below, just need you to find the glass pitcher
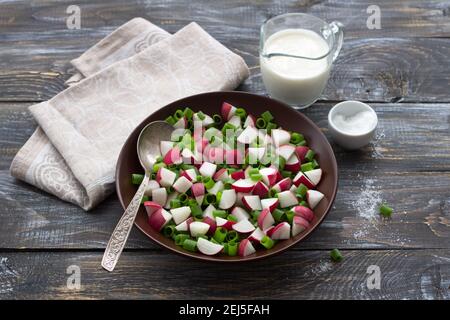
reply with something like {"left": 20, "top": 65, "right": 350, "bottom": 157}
{"left": 260, "top": 13, "right": 344, "bottom": 109}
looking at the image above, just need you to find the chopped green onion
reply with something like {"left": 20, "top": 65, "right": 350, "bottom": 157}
{"left": 251, "top": 210, "right": 261, "bottom": 220}
{"left": 177, "top": 193, "right": 188, "bottom": 203}
{"left": 297, "top": 140, "right": 307, "bottom": 146}
{"left": 290, "top": 132, "right": 304, "bottom": 144}
{"left": 250, "top": 173, "right": 262, "bottom": 181}
{"left": 272, "top": 208, "right": 286, "bottom": 223}
{"left": 190, "top": 203, "right": 203, "bottom": 219}
{"left": 183, "top": 107, "right": 194, "bottom": 120}
{"left": 213, "top": 227, "right": 227, "bottom": 243}
{"left": 286, "top": 211, "right": 294, "bottom": 224}
{"left": 256, "top": 117, "right": 267, "bottom": 129}
{"left": 222, "top": 242, "right": 229, "bottom": 255}
{"left": 175, "top": 234, "right": 190, "bottom": 246}
{"left": 261, "top": 111, "right": 274, "bottom": 123}
{"left": 226, "top": 230, "right": 238, "bottom": 242}
{"left": 260, "top": 235, "right": 275, "bottom": 249}
{"left": 197, "top": 111, "right": 206, "bottom": 121}
{"left": 379, "top": 204, "right": 393, "bottom": 218}
{"left": 299, "top": 200, "right": 308, "bottom": 207}
{"left": 312, "top": 159, "right": 320, "bottom": 169}
{"left": 235, "top": 108, "right": 246, "bottom": 119}
{"left": 213, "top": 114, "right": 222, "bottom": 125}
{"left": 152, "top": 162, "right": 166, "bottom": 173}
{"left": 174, "top": 109, "right": 184, "bottom": 120}
{"left": 216, "top": 191, "right": 222, "bottom": 203}
{"left": 268, "top": 188, "right": 278, "bottom": 198}
{"left": 170, "top": 199, "right": 182, "bottom": 209}
{"left": 165, "top": 115, "right": 176, "bottom": 125}
{"left": 213, "top": 210, "right": 227, "bottom": 219}
{"left": 305, "top": 149, "right": 315, "bottom": 162}
{"left": 222, "top": 123, "right": 236, "bottom": 135}
{"left": 204, "top": 193, "right": 216, "bottom": 205}
{"left": 131, "top": 173, "right": 144, "bottom": 185}
{"left": 330, "top": 248, "right": 343, "bottom": 262}
{"left": 227, "top": 215, "right": 238, "bottom": 222}
{"left": 281, "top": 170, "right": 292, "bottom": 179}
{"left": 182, "top": 239, "right": 198, "bottom": 252}
{"left": 202, "top": 177, "right": 215, "bottom": 189}
{"left": 163, "top": 225, "right": 177, "bottom": 238}
{"left": 227, "top": 241, "right": 238, "bottom": 256}
{"left": 301, "top": 162, "right": 315, "bottom": 172}
{"left": 296, "top": 184, "right": 308, "bottom": 198}
{"left": 266, "top": 122, "right": 277, "bottom": 133}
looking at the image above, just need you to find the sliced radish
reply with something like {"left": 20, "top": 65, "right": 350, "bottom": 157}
{"left": 204, "top": 127, "right": 222, "bottom": 141}
{"left": 267, "top": 222, "right": 291, "bottom": 240}
{"left": 230, "top": 207, "right": 250, "bottom": 221}
{"left": 232, "top": 179, "right": 255, "bottom": 193}
{"left": 247, "top": 147, "right": 266, "bottom": 165}
{"left": 295, "top": 146, "right": 310, "bottom": 162}
{"left": 180, "top": 168, "right": 197, "bottom": 182}
{"left": 151, "top": 187, "right": 167, "bottom": 206}
{"left": 197, "top": 237, "right": 223, "bottom": 255}
{"left": 242, "top": 195, "right": 262, "bottom": 211}
{"left": 292, "top": 216, "right": 310, "bottom": 236}
{"left": 243, "top": 114, "right": 256, "bottom": 128}
{"left": 272, "top": 177, "right": 292, "bottom": 193}
{"left": 271, "top": 129, "right": 291, "bottom": 147}
{"left": 293, "top": 205, "right": 315, "bottom": 222}
{"left": 172, "top": 176, "right": 192, "bottom": 194}
{"left": 258, "top": 208, "right": 275, "bottom": 230}
{"left": 205, "top": 146, "right": 225, "bottom": 164}
{"left": 189, "top": 221, "right": 210, "bottom": 237}
{"left": 277, "top": 144, "right": 295, "bottom": 161}
{"left": 163, "top": 147, "right": 182, "bottom": 165}
{"left": 170, "top": 206, "right": 191, "bottom": 225}
{"left": 143, "top": 201, "right": 161, "bottom": 217}
{"left": 237, "top": 126, "right": 258, "bottom": 144}
{"left": 213, "top": 168, "right": 229, "bottom": 182}
{"left": 232, "top": 219, "right": 255, "bottom": 233}
{"left": 173, "top": 117, "right": 187, "bottom": 129}
{"left": 238, "top": 239, "right": 256, "bottom": 257}
{"left": 218, "top": 189, "right": 237, "bottom": 209}
{"left": 228, "top": 115, "right": 241, "bottom": 128}
{"left": 224, "top": 148, "right": 243, "bottom": 165}
{"left": 148, "top": 208, "right": 172, "bottom": 231}
{"left": 160, "top": 141, "right": 174, "bottom": 157}
{"left": 209, "top": 180, "right": 224, "bottom": 195}
{"left": 292, "top": 171, "right": 315, "bottom": 189}
{"left": 248, "top": 227, "right": 265, "bottom": 242}
{"left": 164, "top": 191, "right": 179, "bottom": 209}
{"left": 195, "top": 195, "right": 204, "bottom": 206}
{"left": 304, "top": 168, "right": 322, "bottom": 186}
{"left": 231, "top": 170, "right": 245, "bottom": 180}
{"left": 175, "top": 217, "right": 194, "bottom": 232}
{"left": 252, "top": 181, "right": 269, "bottom": 198}
{"left": 260, "top": 198, "right": 279, "bottom": 212}
{"left": 144, "top": 180, "right": 160, "bottom": 196}
{"left": 191, "top": 182, "right": 205, "bottom": 197}
{"left": 236, "top": 192, "right": 250, "bottom": 207}
{"left": 156, "top": 167, "right": 176, "bottom": 187}
{"left": 259, "top": 167, "right": 278, "bottom": 186}
{"left": 215, "top": 216, "right": 236, "bottom": 230}
{"left": 284, "top": 154, "right": 300, "bottom": 172}
{"left": 196, "top": 138, "right": 209, "bottom": 154}
{"left": 193, "top": 113, "right": 214, "bottom": 127}
{"left": 306, "top": 190, "right": 324, "bottom": 209}
{"left": 221, "top": 102, "right": 237, "bottom": 121}
{"left": 199, "top": 161, "right": 217, "bottom": 178}
{"left": 203, "top": 216, "right": 217, "bottom": 235}
{"left": 278, "top": 190, "right": 298, "bottom": 208}
{"left": 203, "top": 204, "right": 216, "bottom": 219}
{"left": 289, "top": 184, "right": 298, "bottom": 193}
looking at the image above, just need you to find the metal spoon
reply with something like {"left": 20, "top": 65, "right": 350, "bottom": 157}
{"left": 102, "top": 120, "right": 174, "bottom": 272}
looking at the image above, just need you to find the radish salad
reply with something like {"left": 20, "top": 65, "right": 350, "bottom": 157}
{"left": 131, "top": 102, "right": 325, "bottom": 257}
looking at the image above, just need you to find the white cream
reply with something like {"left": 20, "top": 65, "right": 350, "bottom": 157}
{"left": 260, "top": 28, "right": 330, "bottom": 106}
{"left": 332, "top": 110, "right": 377, "bottom": 135}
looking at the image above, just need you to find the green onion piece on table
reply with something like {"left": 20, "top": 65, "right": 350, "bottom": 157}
{"left": 330, "top": 248, "right": 343, "bottom": 262}
{"left": 379, "top": 204, "right": 393, "bottom": 218}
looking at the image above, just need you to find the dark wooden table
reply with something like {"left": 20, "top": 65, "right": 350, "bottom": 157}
{"left": 1, "top": 0, "right": 450, "bottom": 300}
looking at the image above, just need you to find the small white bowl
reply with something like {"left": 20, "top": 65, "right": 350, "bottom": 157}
{"left": 328, "top": 101, "right": 378, "bottom": 150}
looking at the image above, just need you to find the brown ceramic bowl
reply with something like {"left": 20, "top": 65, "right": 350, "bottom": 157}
{"left": 116, "top": 91, "right": 338, "bottom": 262}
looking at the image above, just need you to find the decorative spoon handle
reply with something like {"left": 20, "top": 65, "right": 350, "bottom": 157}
{"left": 101, "top": 173, "right": 150, "bottom": 272}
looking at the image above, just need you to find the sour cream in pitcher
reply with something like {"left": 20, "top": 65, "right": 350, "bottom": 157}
{"left": 260, "top": 28, "right": 331, "bottom": 107}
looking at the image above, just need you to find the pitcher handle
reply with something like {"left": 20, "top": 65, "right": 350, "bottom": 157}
{"left": 329, "top": 21, "right": 344, "bottom": 62}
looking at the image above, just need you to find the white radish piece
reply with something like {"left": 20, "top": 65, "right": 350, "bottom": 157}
{"left": 170, "top": 206, "right": 191, "bottom": 225}
{"left": 292, "top": 216, "right": 310, "bottom": 236}
{"left": 180, "top": 168, "right": 197, "bottom": 182}
{"left": 143, "top": 201, "right": 161, "bottom": 217}
{"left": 148, "top": 208, "right": 172, "bottom": 231}
{"left": 306, "top": 190, "right": 324, "bottom": 209}
{"left": 197, "top": 237, "right": 224, "bottom": 255}
{"left": 289, "top": 184, "right": 298, "bottom": 193}
{"left": 204, "top": 127, "right": 222, "bottom": 141}
{"left": 277, "top": 144, "right": 296, "bottom": 161}
{"left": 151, "top": 187, "right": 167, "bottom": 207}
{"left": 292, "top": 171, "right": 315, "bottom": 189}
{"left": 156, "top": 167, "right": 176, "bottom": 187}
{"left": 193, "top": 113, "right": 214, "bottom": 127}
{"left": 237, "top": 126, "right": 258, "bottom": 144}
{"left": 247, "top": 147, "right": 266, "bottom": 165}
{"left": 231, "top": 179, "right": 255, "bottom": 193}
{"left": 144, "top": 180, "right": 160, "bottom": 196}
{"left": 304, "top": 168, "right": 322, "bottom": 186}
{"left": 164, "top": 191, "right": 178, "bottom": 209}
{"left": 208, "top": 180, "right": 224, "bottom": 195}
{"left": 215, "top": 216, "right": 236, "bottom": 230}
{"left": 173, "top": 117, "right": 187, "bottom": 129}
{"left": 284, "top": 154, "right": 300, "bottom": 172}
{"left": 160, "top": 141, "right": 174, "bottom": 157}
{"left": 267, "top": 222, "right": 291, "bottom": 240}
{"left": 232, "top": 219, "right": 255, "bottom": 233}
{"left": 242, "top": 195, "right": 262, "bottom": 211}
{"left": 260, "top": 198, "right": 279, "bottom": 212}
{"left": 163, "top": 147, "right": 182, "bottom": 165}
{"left": 238, "top": 239, "right": 256, "bottom": 257}
{"left": 243, "top": 114, "right": 256, "bottom": 128}
{"left": 231, "top": 207, "right": 250, "bottom": 221}
{"left": 292, "top": 205, "right": 315, "bottom": 222}
{"left": 236, "top": 192, "right": 249, "bottom": 207}
{"left": 172, "top": 176, "right": 192, "bottom": 194}
{"left": 278, "top": 190, "right": 298, "bottom": 208}
{"left": 213, "top": 168, "right": 229, "bottom": 181}
{"left": 271, "top": 129, "right": 291, "bottom": 146}
{"left": 259, "top": 167, "right": 278, "bottom": 186}
{"left": 199, "top": 161, "right": 217, "bottom": 178}
{"left": 221, "top": 102, "right": 237, "bottom": 120}
{"left": 202, "top": 216, "right": 216, "bottom": 235}
{"left": 228, "top": 115, "right": 241, "bottom": 128}
{"left": 191, "top": 182, "right": 205, "bottom": 197}
{"left": 257, "top": 208, "right": 275, "bottom": 230}
{"left": 175, "top": 217, "right": 193, "bottom": 232}
{"left": 252, "top": 181, "right": 269, "bottom": 198}
{"left": 248, "top": 227, "right": 265, "bottom": 242}
{"left": 203, "top": 204, "right": 216, "bottom": 219}
{"left": 272, "top": 177, "right": 291, "bottom": 193}
{"left": 219, "top": 189, "right": 237, "bottom": 209}
{"left": 189, "top": 221, "right": 210, "bottom": 237}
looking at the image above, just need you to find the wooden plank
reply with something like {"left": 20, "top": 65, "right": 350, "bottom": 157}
{"left": 1, "top": 2, "right": 450, "bottom": 102}
{"left": 1, "top": 249, "right": 449, "bottom": 299}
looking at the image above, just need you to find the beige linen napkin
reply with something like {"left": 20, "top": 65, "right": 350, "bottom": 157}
{"left": 10, "top": 19, "right": 249, "bottom": 210}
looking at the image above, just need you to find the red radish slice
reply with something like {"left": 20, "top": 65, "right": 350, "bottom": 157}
{"left": 203, "top": 204, "right": 216, "bottom": 219}
{"left": 193, "top": 113, "right": 214, "bottom": 127}
{"left": 237, "top": 126, "right": 258, "bottom": 144}
{"left": 163, "top": 147, "right": 182, "bottom": 165}
{"left": 175, "top": 217, "right": 194, "bottom": 232}
{"left": 260, "top": 198, "right": 279, "bottom": 212}
{"left": 191, "top": 182, "right": 205, "bottom": 197}
{"left": 173, "top": 117, "right": 187, "bottom": 129}
{"left": 172, "top": 176, "right": 192, "bottom": 194}
{"left": 203, "top": 216, "right": 217, "bottom": 235}
{"left": 277, "top": 144, "right": 296, "bottom": 161}
{"left": 224, "top": 148, "right": 243, "bottom": 165}
{"left": 284, "top": 154, "right": 300, "bottom": 172}
{"left": 215, "top": 217, "right": 236, "bottom": 230}
{"left": 228, "top": 115, "right": 241, "bottom": 128}
{"left": 267, "top": 222, "right": 291, "bottom": 240}
{"left": 243, "top": 114, "right": 256, "bottom": 128}
{"left": 148, "top": 208, "right": 172, "bottom": 231}
{"left": 271, "top": 129, "right": 291, "bottom": 146}
{"left": 236, "top": 192, "right": 250, "bottom": 207}
{"left": 232, "top": 179, "right": 255, "bottom": 193}
{"left": 275, "top": 170, "right": 283, "bottom": 182}
{"left": 205, "top": 146, "right": 225, "bottom": 164}
{"left": 272, "top": 177, "right": 292, "bottom": 193}
{"left": 252, "top": 181, "right": 269, "bottom": 198}
{"left": 247, "top": 147, "right": 266, "bottom": 164}
{"left": 151, "top": 188, "right": 167, "bottom": 206}
{"left": 209, "top": 180, "right": 224, "bottom": 195}
{"left": 156, "top": 167, "right": 176, "bottom": 187}
{"left": 164, "top": 191, "right": 179, "bottom": 209}
{"left": 197, "top": 237, "right": 223, "bottom": 255}
{"left": 196, "top": 138, "right": 209, "bottom": 154}
{"left": 258, "top": 208, "right": 275, "bottom": 230}
{"left": 160, "top": 141, "right": 174, "bottom": 157}
{"left": 264, "top": 225, "right": 274, "bottom": 235}
{"left": 292, "top": 216, "right": 310, "bottom": 236}
{"left": 259, "top": 167, "right": 278, "bottom": 186}
{"left": 278, "top": 190, "right": 298, "bottom": 208}
{"left": 219, "top": 189, "right": 237, "bottom": 209}
{"left": 170, "top": 206, "right": 191, "bottom": 225}
{"left": 304, "top": 169, "right": 322, "bottom": 186}
{"left": 306, "top": 190, "right": 324, "bottom": 209}
{"left": 238, "top": 239, "right": 256, "bottom": 257}
{"left": 221, "top": 102, "right": 237, "bottom": 121}
{"left": 144, "top": 180, "right": 160, "bottom": 196}
{"left": 199, "top": 161, "right": 217, "bottom": 178}
{"left": 242, "top": 195, "right": 262, "bottom": 211}
{"left": 143, "top": 201, "right": 161, "bottom": 217}
{"left": 293, "top": 205, "right": 315, "bottom": 222}
{"left": 189, "top": 221, "right": 210, "bottom": 237}
{"left": 293, "top": 171, "right": 315, "bottom": 189}
{"left": 248, "top": 227, "right": 265, "bottom": 242}
{"left": 180, "top": 168, "right": 197, "bottom": 182}
{"left": 231, "top": 207, "right": 250, "bottom": 221}
{"left": 181, "top": 148, "right": 201, "bottom": 164}
{"left": 295, "top": 146, "right": 310, "bottom": 162}
{"left": 213, "top": 168, "right": 229, "bottom": 181}
{"left": 231, "top": 170, "right": 245, "bottom": 180}
{"left": 232, "top": 219, "right": 256, "bottom": 233}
